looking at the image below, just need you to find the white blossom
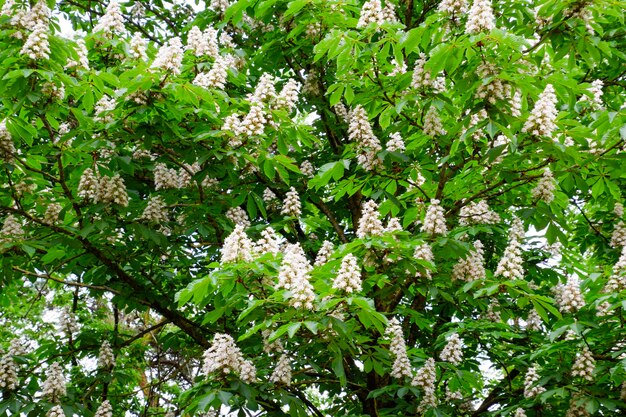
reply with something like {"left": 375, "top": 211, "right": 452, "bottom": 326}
{"left": 614, "top": 203, "right": 624, "bottom": 217}
{"left": 94, "top": 401, "right": 112, "bottom": 417}
{"left": 275, "top": 79, "right": 301, "bottom": 111}
{"left": 385, "top": 217, "right": 403, "bottom": 232}
{"left": 152, "top": 37, "right": 184, "bottom": 75}
{"left": 531, "top": 168, "right": 556, "bottom": 203}
{"left": 495, "top": 217, "right": 525, "bottom": 280}
{"left": 571, "top": 345, "right": 595, "bottom": 381}
{"left": 566, "top": 396, "right": 590, "bottom": 417}
{"left": 21, "top": 23, "right": 50, "bottom": 60}
{"left": 334, "top": 103, "right": 350, "bottom": 123}
{"left": 412, "top": 358, "right": 437, "bottom": 412}
{"left": 452, "top": 240, "right": 486, "bottom": 281}
{"left": 47, "top": 406, "right": 65, "bottom": 417}
{"left": 262, "top": 329, "right": 284, "bottom": 353}
{"left": 0, "top": 215, "right": 24, "bottom": 241}
{"left": 96, "top": 175, "right": 129, "bottom": 206}
{"left": 129, "top": 33, "right": 147, "bottom": 61}
{"left": 465, "top": 0, "right": 495, "bottom": 34}
{"left": 611, "top": 221, "right": 626, "bottom": 247}
{"left": 438, "top": 0, "right": 468, "bottom": 16}
{"left": 586, "top": 79, "right": 604, "bottom": 109}
{"left": 513, "top": 408, "right": 527, "bottom": 417}
{"left": 209, "top": 0, "right": 231, "bottom": 13}
{"left": 299, "top": 161, "right": 315, "bottom": 178}
{"left": 0, "top": 120, "right": 15, "bottom": 163}
{"left": 555, "top": 276, "right": 585, "bottom": 313}
{"left": 333, "top": 254, "right": 362, "bottom": 293}
{"left": 524, "top": 364, "right": 545, "bottom": 398}
{"left": 526, "top": 309, "right": 542, "bottom": 331}
{"left": 281, "top": 187, "right": 302, "bottom": 217}
{"left": 385, "top": 318, "right": 412, "bottom": 380}
{"left": 194, "top": 55, "right": 229, "bottom": 89}
{"left": 357, "top": 0, "right": 385, "bottom": 28}
{"left": 98, "top": 341, "right": 115, "bottom": 369}
{"left": 0, "top": 353, "right": 17, "bottom": 390}
{"left": 249, "top": 73, "right": 276, "bottom": 104}
{"left": 606, "top": 246, "right": 626, "bottom": 292}
{"left": 240, "top": 105, "right": 267, "bottom": 137}
{"left": 239, "top": 359, "right": 257, "bottom": 383}
{"left": 78, "top": 168, "right": 99, "bottom": 200}
{"left": 66, "top": 39, "right": 90, "bottom": 70}
{"left": 423, "top": 106, "right": 446, "bottom": 137}
{"left": 139, "top": 196, "right": 168, "bottom": 223}
{"left": 414, "top": 243, "right": 434, "bottom": 279}
{"left": 510, "top": 90, "right": 522, "bottom": 117}
{"left": 348, "top": 106, "right": 382, "bottom": 170}
{"left": 356, "top": 200, "right": 385, "bottom": 238}
{"left": 386, "top": 132, "right": 405, "bottom": 152}
{"left": 203, "top": 333, "right": 245, "bottom": 375}
{"left": 255, "top": 227, "right": 281, "bottom": 255}
{"left": 270, "top": 354, "right": 292, "bottom": 385}
{"left": 440, "top": 333, "right": 463, "bottom": 365}
{"left": 421, "top": 199, "right": 447, "bottom": 235}
{"left": 154, "top": 163, "right": 181, "bottom": 190}
{"left": 42, "top": 362, "right": 66, "bottom": 402}
{"left": 389, "top": 58, "right": 407, "bottom": 76}
{"left": 277, "top": 243, "right": 315, "bottom": 309}
{"left": 95, "top": 95, "right": 116, "bottom": 123}
{"left": 459, "top": 200, "right": 500, "bottom": 225}
{"left": 522, "top": 84, "right": 558, "bottom": 137}
{"left": 314, "top": 240, "right": 334, "bottom": 266}
{"left": 221, "top": 225, "right": 254, "bottom": 263}
{"left": 411, "top": 53, "right": 431, "bottom": 89}
{"left": 43, "top": 203, "right": 62, "bottom": 226}
{"left": 93, "top": 1, "right": 125, "bottom": 37}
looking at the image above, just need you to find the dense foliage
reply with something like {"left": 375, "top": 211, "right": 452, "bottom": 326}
{"left": 1, "top": 0, "right": 626, "bottom": 416}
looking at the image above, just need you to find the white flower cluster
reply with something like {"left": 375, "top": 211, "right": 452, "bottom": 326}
{"left": 385, "top": 217, "right": 402, "bottom": 233}
{"left": 95, "top": 95, "right": 116, "bottom": 123}
{"left": 555, "top": 276, "right": 585, "bottom": 313}
{"left": 494, "top": 217, "right": 525, "bottom": 280}
{"left": 314, "top": 240, "right": 334, "bottom": 266}
{"left": 388, "top": 58, "right": 407, "bottom": 76}
{"left": 348, "top": 106, "right": 382, "bottom": 171}
{"left": 249, "top": 73, "right": 276, "bottom": 104}
{"left": 0, "top": 120, "right": 16, "bottom": 163}
{"left": 225, "top": 207, "right": 250, "bottom": 228}
{"left": 203, "top": 333, "right": 257, "bottom": 383}
{"left": 523, "top": 364, "right": 545, "bottom": 398}
{"left": 566, "top": 396, "right": 590, "bottom": 417}
{"left": 94, "top": 401, "right": 113, "bottom": 417}
{"left": 510, "top": 90, "right": 522, "bottom": 117}
{"left": 263, "top": 187, "right": 278, "bottom": 207}
{"left": 526, "top": 308, "right": 542, "bottom": 331}
{"left": 152, "top": 37, "right": 184, "bottom": 75}
{"left": 611, "top": 221, "right": 626, "bottom": 247}
{"left": 421, "top": 199, "right": 447, "bottom": 235}
{"left": 221, "top": 225, "right": 254, "bottom": 263}
{"left": 531, "top": 168, "right": 556, "bottom": 203}
{"left": 129, "top": 33, "right": 147, "bottom": 61}
{"left": 357, "top": 200, "right": 385, "bottom": 238}
{"left": 333, "top": 254, "right": 362, "bottom": 293}
{"left": 281, "top": 187, "right": 302, "bottom": 217}
{"left": 513, "top": 409, "right": 527, "bottom": 417}
{"left": 277, "top": 243, "right": 316, "bottom": 309}
{"left": 334, "top": 103, "right": 350, "bottom": 123}
{"left": 463, "top": 108, "right": 487, "bottom": 141}
{"left": 139, "top": 196, "right": 168, "bottom": 223}
{"left": 438, "top": 0, "right": 468, "bottom": 16}
{"left": 582, "top": 79, "right": 604, "bottom": 109}
{"left": 21, "top": 22, "right": 50, "bottom": 60}
{"left": 262, "top": 329, "right": 283, "bottom": 353}
{"left": 93, "top": 1, "right": 125, "bottom": 37}
{"left": 484, "top": 299, "right": 500, "bottom": 321}
{"left": 59, "top": 307, "right": 79, "bottom": 337}
{"left": 475, "top": 63, "right": 510, "bottom": 104}
{"left": 615, "top": 202, "right": 624, "bottom": 217}
{"left": 98, "top": 340, "right": 115, "bottom": 368}
{"left": 440, "top": 333, "right": 463, "bottom": 365}
{"left": 571, "top": 345, "right": 595, "bottom": 381}
{"left": 385, "top": 318, "right": 412, "bottom": 380}
{"left": 275, "top": 79, "right": 301, "bottom": 112}
{"left": 459, "top": 200, "right": 500, "bottom": 225}
{"left": 414, "top": 243, "right": 434, "bottom": 279}
{"left": 452, "top": 240, "right": 486, "bottom": 281}
{"left": 270, "top": 354, "right": 292, "bottom": 385}
{"left": 193, "top": 55, "right": 230, "bottom": 90}
{"left": 299, "top": 161, "right": 315, "bottom": 178}
{"left": 412, "top": 358, "right": 437, "bottom": 412}
{"left": 423, "top": 106, "right": 446, "bottom": 137}
{"left": 94, "top": 175, "right": 129, "bottom": 206}
{"left": 0, "top": 352, "right": 17, "bottom": 390}
{"left": 209, "top": 0, "right": 231, "bottom": 13}
{"left": 356, "top": 0, "right": 385, "bottom": 28}
{"left": 466, "top": 0, "right": 495, "bottom": 34}
{"left": 42, "top": 362, "right": 66, "bottom": 402}
{"left": 8, "top": 339, "right": 27, "bottom": 356}
{"left": 522, "top": 84, "right": 558, "bottom": 137}
{"left": 606, "top": 246, "right": 626, "bottom": 292}
{"left": 43, "top": 203, "right": 62, "bottom": 226}
{"left": 255, "top": 227, "right": 281, "bottom": 255}
{"left": 411, "top": 53, "right": 431, "bottom": 90}
{"left": 186, "top": 26, "right": 219, "bottom": 58}
{"left": 0, "top": 215, "right": 24, "bottom": 242}
{"left": 47, "top": 406, "right": 65, "bottom": 417}
{"left": 386, "top": 132, "right": 405, "bottom": 152}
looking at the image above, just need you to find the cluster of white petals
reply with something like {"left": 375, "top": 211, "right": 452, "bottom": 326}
{"left": 531, "top": 168, "right": 556, "bottom": 203}
{"left": 566, "top": 397, "right": 590, "bottom": 417}
{"left": 281, "top": 187, "right": 302, "bottom": 217}
{"left": 277, "top": 243, "right": 315, "bottom": 309}
{"left": 255, "top": 227, "right": 281, "bottom": 256}
{"left": 95, "top": 175, "right": 129, "bottom": 206}
{"left": 262, "top": 329, "right": 284, "bottom": 353}
{"left": 59, "top": 307, "right": 79, "bottom": 337}
{"left": 438, "top": 0, "right": 468, "bottom": 16}
{"left": 606, "top": 246, "right": 626, "bottom": 292}
{"left": 348, "top": 106, "right": 382, "bottom": 170}
{"left": 385, "top": 318, "right": 412, "bottom": 380}
{"left": 42, "top": 203, "right": 62, "bottom": 226}
{"left": 225, "top": 207, "right": 250, "bottom": 228}
{"left": 93, "top": 1, "right": 125, "bottom": 37}
{"left": 423, "top": 106, "right": 446, "bottom": 137}
{"left": 249, "top": 73, "right": 276, "bottom": 104}
{"left": 0, "top": 215, "right": 24, "bottom": 241}
{"left": 440, "top": 333, "right": 463, "bottom": 365}
{"left": 333, "top": 254, "right": 362, "bottom": 293}
{"left": 0, "top": 120, "right": 15, "bottom": 163}
{"left": 452, "top": 240, "right": 486, "bottom": 281}
{"left": 94, "top": 401, "right": 113, "bottom": 417}
{"left": 475, "top": 63, "right": 510, "bottom": 104}
{"left": 412, "top": 358, "right": 437, "bottom": 411}
{"left": 389, "top": 58, "right": 407, "bottom": 76}
{"left": 514, "top": 409, "right": 528, "bottom": 417}
{"left": 129, "top": 33, "right": 147, "bottom": 61}
{"left": 386, "top": 132, "right": 405, "bottom": 152}
{"left": 466, "top": 0, "right": 495, "bottom": 34}
{"left": 98, "top": 341, "right": 115, "bottom": 369}
{"left": 152, "top": 37, "right": 184, "bottom": 75}
{"left": 411, "top": 54, "right": 431, "bottom": 89}
{"left": 522, "top": 84, "right": 558, "bottom": 137}
{"left": 385, "top": 217, "right": 402, "bottom": 233}
{"left": 314, "top": 240, "right": 334, "bottom": 266}
{"left": 571, "top": 346, "right": 595, "bottom": 381}
{"left": 523, "top": 364, "right": 545, "bottom": 397}
{"left": 0, "top": 353, "right": 17, "bottom": 390}
{"left": 275, "top": 79, "right": 301, "bottom": 111}
{"left": 47, "top": 406, "right": 64, "bottom": 417}
{"left": 494, "top": 217, "right": 525, "bottom": 279}
{"left": 555, "top": 276, "right": 585, "bottom": 313}
{"left": 357, "top": 0, "right": 385, "bottom": 28}
{"left": 334, "top": 103, "right": 350, "bottom": 123}
{"left": 459, "top": 200, "right": 500, "bottom": 225}
{"left": 221, "top": 225, "right": 254, "bottom": 263}
{"left": 66, "top": 39, "right": 90, "bottom": 69}
{"left": 203, "top": 333, "right": 256, "bottom": 382}
{"left": 42, "top": 362, "right": 66, "bottom": 402}
{"left": 210, "top": 0, "right": 231, "bottom": 13}
{"left": 21, "top": 23, "right": 50, "bottom": 60}
{"left": 194, "top": 55, "right": 230, "bottom": 89}
{"left": 137, "top": 196, "right": 167, "bottom": 223}
{"left": 526, "top": 308, "right": 543, "bottom": 331}
{"left": 615, "top": 202, "right": 624, "bottom": 217}
{"left": 414, "top": 243, "right": 435, "bottom": 279}
{"left": 270, "top": 354, "right": 292, "bottom": 385}
{"left": 611, "top": 221, "right": 626, "bottom": 247}
{"left": 357, "top": 200, "right": 385, "bottom": 238}
{"left": 95, "top": 95, "right": 116, "bottom": 123}
{"left": 421, "top": 199, "right": 447, "bottom": 235}
{"left": 299, "top": 160, "right": 315, "bottom": 178}
{"left": 510, "top": 90, "right": 522, "bottom": 117}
